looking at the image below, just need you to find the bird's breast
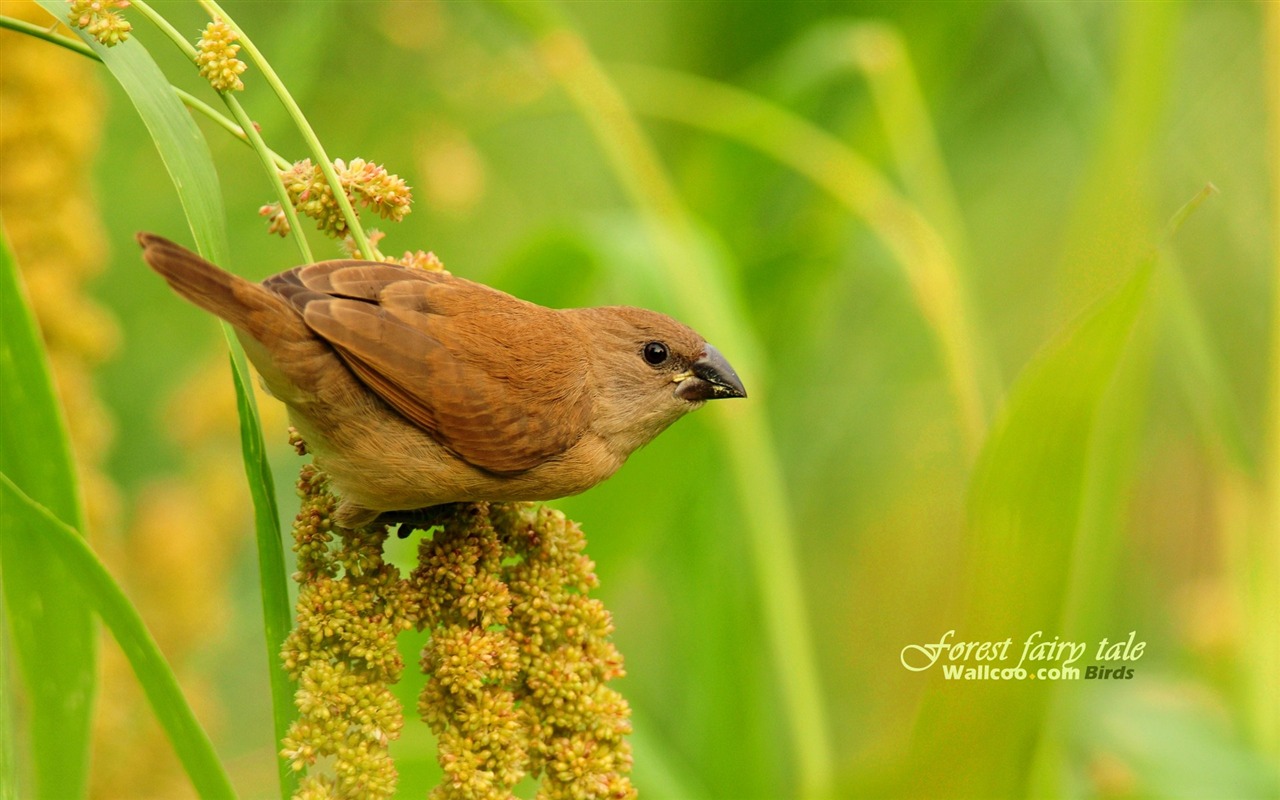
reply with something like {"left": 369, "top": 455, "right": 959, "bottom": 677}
{"left": 294, "top": 398, "right": 625, "bottom": 516}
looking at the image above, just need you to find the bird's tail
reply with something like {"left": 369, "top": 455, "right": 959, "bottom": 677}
{"left": 137, "top": 232, "right": 306, "bottom": 346}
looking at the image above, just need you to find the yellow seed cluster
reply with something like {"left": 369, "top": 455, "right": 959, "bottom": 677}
{"left": 195, "top": 19, "right": 247, "bottom": 93}
{"left": 412, "top": 505, "right": 529, "bottom": 799}
{"left": 342, "top": 158, "right": 413, "bottom": 221}
{"left": 396, "top": 249, "right": 447, "bottom": 272}
{"left": 339, "top": 229, "right": 447, "bottom": 272}
{"left": 278, "top": 467, "right": 633, "bottom": 797}
{"left": 67, "top": 0, "right": 132, "bottom": 47}
{"left": 262, "top": 158, "right": 412, "bottom": 239}
{"left": 280, "top": 466, "right": 414, "bottom": 800}
{"left": 498, "top": 504, "right": 636, "bottom": 800}
{"left": 412, "top": 503, "right": 636, "bottom": 800}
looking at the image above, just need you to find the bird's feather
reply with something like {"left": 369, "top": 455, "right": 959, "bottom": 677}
{"left": 273, "top": 263, "right": 593, "bottom": 474}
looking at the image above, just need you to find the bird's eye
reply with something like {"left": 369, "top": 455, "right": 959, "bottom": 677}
{"left": 642, "top": 341, "right": 669, "bottom": 366}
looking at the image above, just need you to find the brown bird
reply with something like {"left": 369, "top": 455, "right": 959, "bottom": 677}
{"left": 137, "top": 234, "right": 745, "bottom": 527}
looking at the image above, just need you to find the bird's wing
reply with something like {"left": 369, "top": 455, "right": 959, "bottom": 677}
{"left": 265, "top": 261, "right": 593, "bottom": 475}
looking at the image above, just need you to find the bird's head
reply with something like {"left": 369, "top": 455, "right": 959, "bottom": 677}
{"left": 571, "top": 306, "right": 746, "bottom": 457}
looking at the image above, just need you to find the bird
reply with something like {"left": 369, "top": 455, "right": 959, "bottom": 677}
{"left": 137, "top": 233, "right": 746, "bottom": 528}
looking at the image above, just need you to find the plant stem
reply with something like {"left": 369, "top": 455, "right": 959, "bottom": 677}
{"left": 130, "top": 1, "right": 311, "bottom": 264}
{"left": 0, "top": 16, "right": 294, "bottom": 175}
{"left": 223, "top": 336, "right": 297, "bottom": 800}
{"left": 172, "top": 87, "right": 291, "bottom": 170}
{"left": 128, "top": 0, "right": 196, "bottom": 58}
{"left": 110, "top": 7, "right": 303, "bottom": 796}
{"left": 220, "top": 97, "right": 313, "bottom": 263}
{"left": 0, "top": 14, "right": 98, "bottom": 58}
{"left": 200, "top": 0, "right": 376, "bottom": 260}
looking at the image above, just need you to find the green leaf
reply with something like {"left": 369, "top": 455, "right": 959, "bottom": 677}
{"left": 0, "top": 475, "right": 236, "bottom": 800}
{"left": 0, "top": 225, "right": 94, "bottom": 798}
{"left": 908, "top": 262, "right": 1153, "bottom": 797}
{"left": 226, "top": 342, "right": 296, "bottom": 799}
{"left": 1158, "top": 261, "right": 1256, "bottom": 473}
{"left": 967, "top": 264, "right": 1153, "bottom": 624}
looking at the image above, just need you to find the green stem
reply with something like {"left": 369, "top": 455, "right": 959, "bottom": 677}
{"left": 172, "top": 87, "right": 291, "bottom": 170}
{"left": 129, "top": 7, "right": 305, "bottom": 795}
{"left": 220, "top": 96, "right": 313, "bottom": 263}
{"left": 101, "top": 6, "right": 302, "bottom": 795}
{"left": 223, "top": 335, "right": 297, "bottom": 800}
{"left": 0, "top": 16, "right": 294, "bottom": 176}
{"left": 129, "top": 0, "right": 196, "bottom": 59}
{"left": 842, "top": 23, "right": 997, "bottom": 419}
{"left": 200, "top": 0, "right": 375, "bottom": 259}
{"left": 131, "top": 1, "right": 311, "bottom": 264}
{"left": 844, "top": 23, "right": 974, "bottom": 273}
{"left": 0, "top": 14, "right": 99, "bottom": 58}
{"left": 499, "top": 4, "right": 834, "bottom": 797}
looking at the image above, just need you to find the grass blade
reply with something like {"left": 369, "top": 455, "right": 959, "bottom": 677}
{"left": 908, "top": 261, "right": 1153, "bottom": 797}
{"left": 226, "top": 342, "right": 295, "bottom": 798}
{"left": 0, "top": 475, "right": 235, "bottom": 800}
{"left": 0, "top": 224, "right": 94, "bottom": 798}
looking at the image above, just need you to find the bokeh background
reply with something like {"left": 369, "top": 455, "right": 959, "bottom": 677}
{"left": 3, "top": 0, "right": 1278, "bottom": 797}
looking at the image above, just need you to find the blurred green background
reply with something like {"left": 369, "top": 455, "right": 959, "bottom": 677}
{"left": 11, "top": 0, "right": 1280, "bottom": 797}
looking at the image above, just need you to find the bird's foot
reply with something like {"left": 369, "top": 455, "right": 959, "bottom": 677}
{"left": 376, "top": 503, "right": 469, "bottom": 537}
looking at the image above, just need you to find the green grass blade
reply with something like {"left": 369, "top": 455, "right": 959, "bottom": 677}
{"left": 0, "top": 475, "right": 236, "bottom": 800}
{"left": 1158, "top": 260, "right": 1255, "bottom": 472}
{"left": 1, "top": 604, "right": 13, "bottom": 800}
{"left": 770, "top": 20, "right": 975, "bottom": 270}
{"left": 908, "top": 262, "right": 1153, "bottom": 797}
{"left": 225, "top": 341, "right": 295, "bottom": 799}
{"left": 0, "top": 225, "right": 95, "bottom": 798}
{"left": 969, "top": 262, "right": 1152, "bottom": 623}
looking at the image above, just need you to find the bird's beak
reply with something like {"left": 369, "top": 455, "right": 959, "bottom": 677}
{"left": 674, "top": 344, "right": 747, "bottom": 401}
